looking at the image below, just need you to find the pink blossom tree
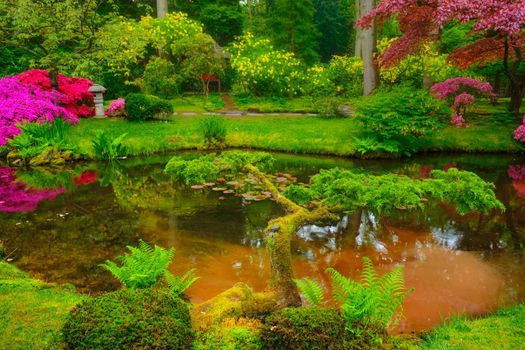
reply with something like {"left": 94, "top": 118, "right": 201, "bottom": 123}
{"left": 357, "top": 0, "right": 525, "bottom": 113}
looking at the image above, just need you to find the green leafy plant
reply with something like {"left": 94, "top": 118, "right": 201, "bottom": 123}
{"left": 293, "top": 277, "right": 324, "bottom": 306}
{"left": 355, "top": 85, "right": 449, "bottom": 154}
{"left": 143, "top": 57, "right": 181, "bottom": 98}
{"left": 199, "top": 115, "right": 227, "bottom": 148}
{"left": 125, "top": 93, "right": 173, "bottom": 121}
{"left": 91, "top": 130, "right": 127, "bottom": 161}
{"left": 165, "top": 154, "right": 221, "bottom": 185}
{"left": 165, "top": 269, "right": 199, "bottom": 297}
{"left": 327, "top": 257, "right": 411, "bottom": 332}
{"left": 100, "top": 240, "right": 174, "bottom": 289}
{"left": 62, "top": 288, "right": 194, "bottom": 350}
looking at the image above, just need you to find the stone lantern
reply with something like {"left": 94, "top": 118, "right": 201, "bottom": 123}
{"left": 88, "top": 84, "right": 106, "bottom": 118}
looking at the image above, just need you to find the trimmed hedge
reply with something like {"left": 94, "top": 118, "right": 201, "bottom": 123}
{"left": 125, "top": 93, "right": 173, "bottom": 121}
{"left": 260, "top": 307, "right": 351, "bottom": 350}
{"left": 62, "top": 288, "right": 193, "bottom": 349}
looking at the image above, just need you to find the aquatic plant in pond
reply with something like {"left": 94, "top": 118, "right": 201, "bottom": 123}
{"left": 0, "top": 77, "right": 77, "bottom": 145}
{"left": 0, "top": 167, "right": 64, "bottom": 212}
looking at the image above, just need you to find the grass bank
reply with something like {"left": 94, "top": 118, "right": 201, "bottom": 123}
{"left": 0, "top": 262, "right": 83, "bottom": 350}
{"left": 420, "top": 305, "right": 525, "bottom": 350}
{"left": 68, "top": 114, "right": 520, "bottom": 158}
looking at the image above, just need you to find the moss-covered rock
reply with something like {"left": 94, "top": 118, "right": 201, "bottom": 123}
{"left": 260, "top": 307, "right": 351, "bottom": 350}
{"left": 194, "top": 317, "right": 263, "bottom": 350}
{"left": 62, "top": 288, "right": 193, "bottom": 349}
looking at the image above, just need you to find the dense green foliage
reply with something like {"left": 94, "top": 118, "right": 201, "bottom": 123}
{"left": 91, "top": 131, "right": 127, "bottom": 161}
{"left": 125, "top": 93, "right": 173, "bottom": 121}
{"left": 165, "top": 151, "right": 275, "bottom": 184}
{"left": 194, "top": 319, "right": 262, "bottom": 350}
{"left": 62, "top": 288, "right": 193, "bottom": 350}
{"left": 261, "top": 307, "right": 350, "bottom": 350}
{"left": 143, "top": 57, "right": 181, "bottom": 98}
{"left": 355, "top": 86, "right": 449, "bottom": 153}
{"left": 284, "top": 167, "right": 504, "bottom": 215}
{"left": 200, "top": 116, "right": 228, "bottom": 148}
{"left": 100, "top": 240, "right": 175, "bottom": 289}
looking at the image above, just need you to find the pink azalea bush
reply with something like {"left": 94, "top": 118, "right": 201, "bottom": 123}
{"left": 431, "top": 77, "right": 495, "bottom": 127}
{"left": 508, "top": 164, "right": 525, "bottom": 182}
{"left": 0, "top": 77, "right": 78, "bottom": 145}
{"left": 16, "top": 69, "right": 95, "bottom": 118}
{"left": 105, "top": 98, "right": 126, "bottom": 117}
{"left": 514, "top": 116, "right": 525, "bottom": 143}
{"left": 0, "top": 167, "right": 64, "bottom": 212}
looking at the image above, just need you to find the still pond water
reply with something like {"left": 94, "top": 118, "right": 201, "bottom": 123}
{"left": 1, "top": 152, "right": 524, "bottom": 333}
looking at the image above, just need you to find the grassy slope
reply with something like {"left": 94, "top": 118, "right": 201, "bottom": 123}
{"left": 420, "top": 305, "right": 525, "bottom": 350}
{"left": 0, "top": 262, "right": 83, "bottom": 350}
{"left": 68, "top": 115, "right": 520, "bottom": 158}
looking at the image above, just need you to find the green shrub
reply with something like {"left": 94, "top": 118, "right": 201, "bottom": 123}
{"left": 282, "top": 185, "right": 316, "bottom": 206}
{"left": 355, "top": 85, "right": 449, "bottom": 153}
{"left": 200, "top": 115, "right": 227, "bottom": 148}
{"left": 62, "top": 288, "right": 193, "bottom": 350}
{"left": 125, "top": 93, "right": 173, "bottom": 121}
{"left": 261, "top": 307, "right": 350, "bottom": 350}
{"left": 143, "top": 57, "right": 181, "bottom": 98}
{"left": 218, "top": 150, "right": 275, "bottom": 172}
{"left": 91, "top": 130, "right": 127, "bottom": 161}
{"left": 194, "top": 321, "right": 262, "bottom": 350}
{"left": 165, "top": 154, "right": 221, "bottom": 185}
{"left": 100, "top": 240, "right": 174, "bottom": 289}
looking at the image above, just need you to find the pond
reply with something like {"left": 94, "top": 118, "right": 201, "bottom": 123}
{"left": 1, "top": 152, "right": 524, "bottom": 333}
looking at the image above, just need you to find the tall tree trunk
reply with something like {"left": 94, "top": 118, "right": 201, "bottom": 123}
{"left": 354, "top": 0, "right": 362, "bottom": 57}
{"left": 156, "top": 0, "right": 168, "bottom": 18}
{"left": 361, "top": 0, "right": 377, "bottom": 96}
{"left": 509, "top": 82, "right": 524, "bottom": 115}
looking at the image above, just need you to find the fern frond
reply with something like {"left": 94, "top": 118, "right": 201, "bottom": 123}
{"left": 360, "top": 257, "right": 378, "bottom": 288}
{"left": 294, "top": 278, "right": 325, "bottom": 306}
{"left": 166, "top": 269, "right": 199, "bottom": 297}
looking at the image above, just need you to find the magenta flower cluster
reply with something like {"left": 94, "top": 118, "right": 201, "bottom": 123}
{"left": 508, "top": 164, "right": 525, "bottom": 182}
{"left": 431, "top": 77, "right": 495, "bottom": 127}
{"left": 105, "top": 98, "right": 126, "bottom": 117}
{"left": 0, "top": 77, "right": 78, "bottom": 146}
{"left": 0, "top": 167, "right": 64, "bottom": 212}
{"left": 514, "top": 116, "right": 525, "bottom": 143}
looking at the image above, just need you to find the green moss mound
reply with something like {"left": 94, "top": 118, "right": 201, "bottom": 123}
{"left": 260, "top": 307, "right": 350, "bottom": 350}
{"left": 62, "top": 288, "right": 193, "bottom": 349}
{"left": 125, "top": 93, "right": 173, "bottom": 121}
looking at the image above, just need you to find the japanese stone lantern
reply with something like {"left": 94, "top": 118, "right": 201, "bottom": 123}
{"left": 88, "top": 84, "right": 106, "bottom": 118}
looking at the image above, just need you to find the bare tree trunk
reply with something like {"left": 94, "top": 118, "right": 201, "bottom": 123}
{"left": 361, "top": 0, "right": 377, "bottom": 96}
{"left": 354, "top": 0, "right": 362, "bottom": 57}
{"left": 49, "top": 68, "right": 59, "bottom": 90}
{"left": 156, "top": 0, "right": 168, "bottom": 18}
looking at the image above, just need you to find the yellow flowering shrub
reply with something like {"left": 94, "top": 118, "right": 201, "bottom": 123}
{"left": 230, "top": 33, "right": 305, "bottom": 97}
{"left": 377, "top": 37, "right": 460, "bottom": 85}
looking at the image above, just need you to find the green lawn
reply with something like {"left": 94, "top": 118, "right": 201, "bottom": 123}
{"left": 420, "top": 305, "right": 525, "bottom": 350}
{"left": 0, "top": 262, "right": 83, "bottom": 350}
{"left": 68, "top": 114, "right": 520, "bottom": 158}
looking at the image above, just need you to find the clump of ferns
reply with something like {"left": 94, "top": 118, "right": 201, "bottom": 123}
{"left": 100, "top": 240, "right": 199, "bottom": 297}
{"left": 294, "top": 257, "right": 413, "bottom": 335}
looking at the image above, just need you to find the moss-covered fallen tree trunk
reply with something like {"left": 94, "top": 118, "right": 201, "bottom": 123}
{"left": 245, "top": 164, "right": 338, "bottom": 307}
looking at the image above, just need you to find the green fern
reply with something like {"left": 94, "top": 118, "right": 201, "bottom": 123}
{"left": 92, "top": 130, "right": 127, "bottom": 161}
{"left": 294, "top": 277, "right": 325, "bottom": 306}
{"left": 100, "top": 240, "right": 175, "bottom": 289}
{"left": 165, "top": 269, "right": 199, "bottom": 297}
{"left": 326, "top": 257, "right": 412, "bottom": 332}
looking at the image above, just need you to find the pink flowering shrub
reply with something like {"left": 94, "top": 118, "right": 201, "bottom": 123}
{"left": 105, "top": 98, "right": 126, "bottom": 117}
{"left": 0, "top": 77, "right": 78, "bottom": 146}
{"left": 431, "top": 77, "right": 495, "bottom": 127}
{"left": 0, "top": 167, "right": 64, "bottom": 212}
{"left": 514, "top": 116, "right": 525, "bottom": 143}
{"left": 508, "top": 164, "right": 525, "bottom": 182}
{"left": 16, "top": 69, "right": 95, "bottom": 118}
